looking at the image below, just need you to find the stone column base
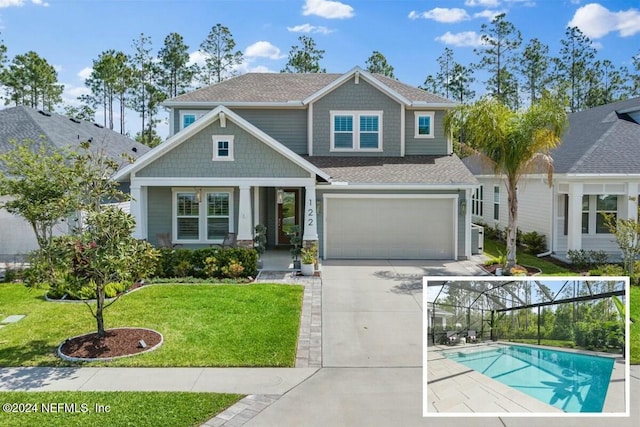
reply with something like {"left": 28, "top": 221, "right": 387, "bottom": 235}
{"left": 236, "top": 240, "right": 254, "bottom": 249}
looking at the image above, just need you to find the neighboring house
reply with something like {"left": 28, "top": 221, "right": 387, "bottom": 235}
{"left": 0, "top": 106, "right": 150, "bottom": 261}
{"left": 114, "top": 67, "right": 478, "bottom": 260}
{"left": 464, "top": 97, "right": 640, "bottom": 260}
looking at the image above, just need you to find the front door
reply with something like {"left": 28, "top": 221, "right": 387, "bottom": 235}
{"left": 277, "top": 189, "right": 299, "bottom": 245}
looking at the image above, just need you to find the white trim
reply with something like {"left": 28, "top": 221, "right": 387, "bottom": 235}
{"left": 212, "top": 135, "right": 234, "bottom": 161}
{"left": 329, "top": 110, "right": 383, "bottom": 152}
{"left": 253, "top": 187, "right": 260, "bottom": 235}
{"left": 319, "top": 183, "right": 479, "bottom": 190}
{"left": 322, "top": 193, "right": 459, "bottom": 260}
{"left": 171, "top": 187, "right": 235, "bottom": 244}
{"left": 114, "top": 105, "right": 331, "bottom": 182}
{"left": 308, "top": 102, "right": 314, "bottom": 156}
{"left": 133, "top": 177, "right": 316, "bottom": 187}
{"left": 163, "top": 101, "right": 306, "bottom": 108}
{"left": 414, "top": 111, "right": 435, "bottom": 139}
{"left": 400, "top": 105, "right": 405, "bottom": 157}
{"left": 303, "top": 66, "right": 411, "bottom": 106}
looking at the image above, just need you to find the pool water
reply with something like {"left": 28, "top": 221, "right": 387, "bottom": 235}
{"left": 442, "top": 344, "right": 615, "bottom": 412}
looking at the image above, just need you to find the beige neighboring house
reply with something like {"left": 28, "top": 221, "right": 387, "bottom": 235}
{"left": 0, "top": 106, "right": 149, "bottom": 262}
{"left": 463, "top": 97, "right": 640, "bottom": 260}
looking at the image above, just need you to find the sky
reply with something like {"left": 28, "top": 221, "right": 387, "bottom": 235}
{"left": 1, "top": 0, "right": 639, "bottom": 139}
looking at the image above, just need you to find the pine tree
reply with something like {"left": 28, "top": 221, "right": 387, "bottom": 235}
{"left": 282, "top": 36, "right": 325, "bottom": 73}
{"left": 198, "top": 24, "right": 243, "bottom": 85}
{"left": 365, "top": 51, "right": 395, "bottom": 78}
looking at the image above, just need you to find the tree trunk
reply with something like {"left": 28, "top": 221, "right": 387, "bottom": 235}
{"left": 506, "top": 179, "right": 518, "bottom": 271}
{"left": 96, "top": 283, "right": 105, "bottom": 338}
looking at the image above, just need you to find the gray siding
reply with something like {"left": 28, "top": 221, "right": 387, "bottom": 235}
{"left": 137, "top": 120, "right": 310, "bottom": 178}
{"left": 312, "top": 77, "right": 402, "bottom": 157}
{"left": 233, "top": 109, "right": 307, "bottom": 154}
{"left": 405, "top": 109, "right": 450, "bottom": 155}
{"left": 147, "top": 186, "right": 172, "bottom": 247}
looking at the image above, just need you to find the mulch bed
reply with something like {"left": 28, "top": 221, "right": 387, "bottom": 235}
{"left": 59, "top": 328, "right": 162, "bottom": 360}
{"left": 480, "top": 264, "right": 542, "bottom": 276}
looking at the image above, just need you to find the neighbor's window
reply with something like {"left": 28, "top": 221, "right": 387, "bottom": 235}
{"left": 493, "top": 186, "right": 500, "bottom": 221}
{"left": 212, "top": 136, "right": 234, "bottom": 161}
{"left": 414, "top": 111, "right": 435, "bottom": 138}
{"left": 582, "top": 195, "right": 590, "bottom": 234}
{"left": 596, "top": 195, "right": 617, "bottom": 234}
{"left": 207, "top": 192, "right": 230, "bottom": 240}
{"left": 472, "top": 185, "right": 483, "bottom": 216}
{"left": 176, "top": 192, "right": 199, "bottom": 240}
{"left": 331, "top": 111, "right": 382, "bottom": 151}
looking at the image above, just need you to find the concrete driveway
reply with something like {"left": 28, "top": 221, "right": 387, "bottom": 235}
{"left": 246, "top": 259, "right": 639, "bottom": 427}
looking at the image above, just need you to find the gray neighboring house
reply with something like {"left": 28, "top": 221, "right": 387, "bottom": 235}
{"left": 115, "top": 66, "right": 478, "bottom": 260}
{"left": 464, "top": 97, "right": 640, "bottom": 260}
{"left": 0, "top": 106, "right": 150, "bottom": 261}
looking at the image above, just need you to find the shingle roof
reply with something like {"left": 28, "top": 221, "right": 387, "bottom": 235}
{"left": 166, "top": 71, "right": 454, "bottom": 105}
{"left": 462, "top": 97, "right": 640, "bottom": 176}
{"left": 304, "top": 155, "right": 478, "bottom": 185}
{"left": 0, "top": 106, "right": 150, "bottom": 168}
{"left": 551, "top": 97, "right": 640, "bottom": 174}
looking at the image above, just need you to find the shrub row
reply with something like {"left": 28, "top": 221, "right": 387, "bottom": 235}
{"left": 567, "top": 249, "right": 609, "bottom": 270}
{"left": 154, "top": 247, "right": 258, "bottom": 280}
{"left": 574, "top": 321, "right": 623, "bottom": 350}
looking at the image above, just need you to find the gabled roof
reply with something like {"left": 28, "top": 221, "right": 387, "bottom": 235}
{"left": 114, "top": 105, "right": 331, "bottom": 182}
{"left": 463, "top": 97, "right": 640, "bottom": 176}
{"left": 305, "top": 155, "right": 478, "bottom": 186}
{"left": 0, "top": 106, "right": 150, "bottom": 167}
{"left": 163, "top": 67, "right": 455, "bottom": 107}
{"left": 552, "top": 97, "right": 640, "bottom": 174}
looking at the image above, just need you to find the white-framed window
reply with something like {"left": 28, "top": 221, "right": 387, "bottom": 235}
{"left": 180, "top": 110, "right": 205, "bottom": 130}
{"left": 493, "top": 185, "right": 500, "bottom": 221}
{"left": 414, "top": 111, "right": 435, "bottom": 138}
{"left": 472, "top": 185, "right": 483, "bottom": 216}
{"left": 172, "top": 188, "right": 234, "bottom": 243}
{"left": 581, "top": 194, "right": 618, "bottom": 234}
{"left": 330, "top": 111, "right": 382, "bottom": 151}
{"left": 212, "top": 136, "right": 234, "bottom": 161}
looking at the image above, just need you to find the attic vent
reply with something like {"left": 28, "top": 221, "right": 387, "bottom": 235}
{"left": 38, "top": 110, "right": 52, "bottom": 117}
{"left": 70, "top": 117, "right": 81, "bottom": 124}
{"left": 94, "top": 123, "right": 104, "bottom": 128}
{"left": 132, "top": 147, "right": 138, "bottom": 153}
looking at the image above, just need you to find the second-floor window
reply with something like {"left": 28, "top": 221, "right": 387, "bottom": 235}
{"left": 330, "top": 111, "right": 382, "bottom": 151}
{"left": 414, "top": 111, "right": 435, "bottom": 138}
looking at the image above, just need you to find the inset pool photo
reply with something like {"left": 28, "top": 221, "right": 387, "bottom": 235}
{"left": 423, "top": 277, "right": 629, "bottom": 417}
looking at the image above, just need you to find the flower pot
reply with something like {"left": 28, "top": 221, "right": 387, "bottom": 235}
{"left": 300, "top": 263, "right": 314, "bottom": 276}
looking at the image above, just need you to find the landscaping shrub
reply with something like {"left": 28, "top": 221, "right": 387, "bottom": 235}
{"left": 155, "top": 247, "right": 258, "bottom": 280}
{"left": 589, "top": 263, "right": 624, "bottom": 277}
{"left": 518, "top": 230, "right": 547, "bottom": 254}
{"left": 568, "top": 249, "right": 609, "bottom": 270}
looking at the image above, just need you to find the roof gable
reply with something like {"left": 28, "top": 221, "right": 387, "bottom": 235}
{"left": 115, "top": 105, "right": 331, "bottom": 182}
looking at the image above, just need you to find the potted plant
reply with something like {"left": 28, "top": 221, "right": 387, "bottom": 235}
{"left": 289, "top": 225, "right": 302, "bottom": 269}
{"left": 254, "top": 224, "right": 267, "bottom": 269}
{"left": 300, "top": 245, "right": 317, "bottom": 276}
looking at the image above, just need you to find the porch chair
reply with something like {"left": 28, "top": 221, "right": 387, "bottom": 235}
{"left": 156, "top": 232, "right": 181, "bottom": 249}
{"left": 466, "top": 330, "right": 478, "bottom": 343}
{"left": 211, "top": 232, "right": 237, "bottom": 249}
{"left": 446, "top": 331, "right": 460, "bottom": 345}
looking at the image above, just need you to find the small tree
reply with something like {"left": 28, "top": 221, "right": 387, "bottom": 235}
{"left": 604, "top": 200, "right": 640, "bottom": 280}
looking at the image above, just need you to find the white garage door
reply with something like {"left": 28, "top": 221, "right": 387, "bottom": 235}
{"left": 324, "top": 196, "right": 456, "bottom": 259}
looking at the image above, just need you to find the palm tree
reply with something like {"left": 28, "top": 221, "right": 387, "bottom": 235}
{"left": 444, "top": 94, "right": 568, "bottom": 271}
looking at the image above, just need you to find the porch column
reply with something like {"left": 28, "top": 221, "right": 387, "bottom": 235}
{"left": 566, "top": 183, "right": 583, "bottom": 251}
{"left": 626, "top": 182, "right": 638, "bottom": 220}
{"left": 302, "top": 185, "right": 318, "bottom": 245}
{"left": 130, "top": 184, "right": 147, "bottom": 240}
{"left": 236, "top": 185, "right": 254, "bottom": 247}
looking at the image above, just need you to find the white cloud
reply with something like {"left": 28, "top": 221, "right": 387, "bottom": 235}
{"left": 302, "top": 0, "right": 354, "bottom": 19}
{"left": 473, "top": 9, "right": 506, "bottom": 20}
{"left": 569, "top": 3, "right": 640, "bottom": 38}
{"left": 465, "top": 0, "right": 500, "bottom": 6}
{"left": 188, "top": 51, "right": 207, "bottom": 67}
{"left": 61, "top": 84, "right": 90, "bottom": 107}
{"left": 436, "top": 31, "right": 484, "bottom": 47}
{"left": 0, "top": 0, "right": 48, "bottom": 7}
{"left": 287, "top": 23, "right": 334, "bottom": 34}
{"left": 409, "top": 8, "right": 470, "bottom": 23}
{"left": 245, "top": 41, "right": 285, "bottom": 60}
{"left": 77, "top": 67, "right": 93, "bottom": 80}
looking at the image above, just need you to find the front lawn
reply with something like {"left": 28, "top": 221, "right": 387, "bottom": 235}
{"left": 0, "top": 283, "right": 303, "bottom": 367}
{"left": 483, "top": 238, "right": 574, "bottom": 275}
{"left": 0, "top": 391, "right": 242, "bottom": 427}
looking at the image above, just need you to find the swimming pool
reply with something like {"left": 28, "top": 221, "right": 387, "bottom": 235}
{"left": 442, "top": 344, "right": 615, "bottom": 412}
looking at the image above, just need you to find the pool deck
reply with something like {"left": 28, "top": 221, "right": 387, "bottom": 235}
{"left": 426, "top": 342, "right": 626, "bottom": 415}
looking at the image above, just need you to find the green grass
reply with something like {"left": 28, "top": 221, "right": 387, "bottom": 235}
{"left": 0, "top": 283, "right": 303, "bottom": 367}
{"left": 0, "top": 391, "right": 242, "bottom": 427}
{"left": 483, "top": 238, "right": 575, "bottom": 275}
{"left": 630, "top": 285, "right": 640, "bottom": 364}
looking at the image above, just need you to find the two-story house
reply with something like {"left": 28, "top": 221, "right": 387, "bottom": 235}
{"left": 114, "top": 67, "right": 478, "bottom": 260}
